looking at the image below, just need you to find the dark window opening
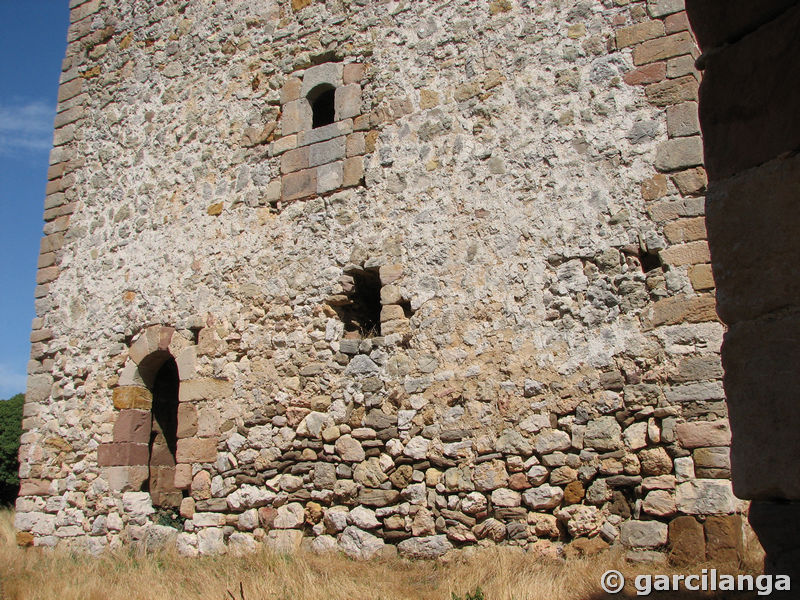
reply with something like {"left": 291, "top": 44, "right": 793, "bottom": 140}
{"left": 145, "top": 357, "right": 182, "bottom": 508}
{"left": 638, "top": 248, "right": 662, "bottom": 273}
{"left": 309, "top": 84, "right": 336, "bottom": 129}
{"left": 329, "top": 268, "right": 382, "bottom": 337}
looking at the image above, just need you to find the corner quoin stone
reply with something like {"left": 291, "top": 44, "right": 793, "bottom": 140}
{"left": 655, "top": 137, "right": 704, "bottom": 172}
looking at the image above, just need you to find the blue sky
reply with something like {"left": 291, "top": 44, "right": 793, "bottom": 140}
{"left": 0, "top": 2, "right": 70, "bottom": 398}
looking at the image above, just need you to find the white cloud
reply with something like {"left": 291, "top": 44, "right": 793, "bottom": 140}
{"left": 0, "top": 100, "right": 55, "bottom": 156}
{"left": 0, "top": 363, "right": 27, "bottom": 398}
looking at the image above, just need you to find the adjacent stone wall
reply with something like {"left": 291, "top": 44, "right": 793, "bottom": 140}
{"left": 686, "top": 0, "right": 800, "bottom": 578}
{"left": 17, "top": 0, "right": 747, "bottom": 562}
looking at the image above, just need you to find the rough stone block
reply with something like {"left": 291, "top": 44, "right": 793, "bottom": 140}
{"left": 176, "top": 437, "right": 218, "bottom": 464}
{"left": 620, "top": 520, "right": 668, "bottom": 548}
{"left": 113, "top": 410, "right": 151, "bottom": 443}
{"left": 346, "top": 132, "right": 366, "bottom": 156}
{"left": 281, "top": 77, "right": 302, "bottom": 104}
{"left": 640, "top": 174, "right": 668, "bottom": 200}
{"left": 36, "top": 267, "right": 59, "bottom": 285}
{"left": 694, "top": 446, "right": 731, "bottom": 470}
{"left": 178, "top": 378, "right": 233, "bottom": 403}
{"left": 342, "top": 156, "right": 364, "bottom": 188}
{"left": 655, "top": 137, "right": 704, "bottom": 172}
{"left": 666, "top": 55, "right": 698, "bottom": 79}
{"left": 676, "top": 480, "right": 736, "bottom": 514}
{"left": 281, "top": 99, "right": 312, "bottom": 136}
{"left": 668, "top": 515, "right": 705, "bottom": 564}
{"left": 97, "top": 442, "right": 149, "bottom": 466}
{"left": 659, "top": 240, "right": 711, "bottom": 266}
{"left": 645, "top": 75, "right": 699, "bottom": 107}
{"left": 623, "top": 62, "right": 667, "bottom": 86}
{"left": 616, "top": 20, "right": 665, "bottom": 49}
{"left": 641, "top": 294, "right": 717, "bottom": 328}
{"left": 335, "top": 84, "right": 362, "bottom": 121}
{"left": 316, "top": 161, "right": 343, "bottom": 194}
{"left": 663, "top": 217, "right": 706, "bottom": 244}
{"left": 177, "top": 403, "right": 198, "bottom": 438}
{"left": 633, "top": 32, "right": 696, "bottom": 66}
{"left": 705, "top": 515, "right": 743, "bottom": 564}
{"left": 112, "top": 386, "right": 152, "bottom": 410}
{"left": 671, "top": 167, "right": 707, "bottom": 195}
{"left": 18, "top": 479, "right": 52, "bottom": 496}
{"left": 343, "top": 62, "right": 366, "bottom": 84}
{"left": 301, "top": 63, "right": 343, "bottom": 98}
{"left": 174, "top": 464, "right": 192, "bottom": 489}
{"left": 298, "top": 120, "right": 352, "bottom": 147}
{"left": 688, "top": 264, "right": 715, "bottom": 291}
{"left": 306, "top": 137, "right": 345, "bottom": 172}
{"left": 666, "top": 102, "right": 700, "bottom": 138}
{"left": 648, "top": 0, "right": 684, "bottom": 17}
{"left": 676, "top": 421, "right": 731, "bottom": 448}
{"left": 281, "top": 146, "right": 309, "bottom": 175}
{"left": 664, "top": 10, "right": 690, "bottom": 34}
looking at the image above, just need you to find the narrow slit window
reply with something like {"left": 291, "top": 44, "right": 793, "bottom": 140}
{"left": 309, "top": 84, "right": 336, "bottom": 128}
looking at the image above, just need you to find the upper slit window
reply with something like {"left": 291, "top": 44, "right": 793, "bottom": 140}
{"left": 309, "top": 84, "right": 336, "bottom": 128}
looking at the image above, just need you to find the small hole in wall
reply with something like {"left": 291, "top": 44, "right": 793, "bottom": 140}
{"left": 329, "top": 268, "right": 382, "bottom": 337}
{"left": 309, "top": 84, "right": 336, "bottom": 129}
{"left": 638, "top": 249, "right": 662, "bottom": 273}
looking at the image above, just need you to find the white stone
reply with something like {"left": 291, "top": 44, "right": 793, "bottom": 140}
{"left": 338, "top": 526, "right": 385, "bottom": 560}
{"left": 676, "top": 480, "right": 736, "bottom": 514}
{"left": 348, "top": 506, "right": 380, "bottom": 529}
{"left": 403, "top": 436, "right": 430, "bottom": 460}
{"left": 522, "top": 485, "right": 564, "bottom": 510}
{"left": 274, "top": 502, "right": 305, "bottom": 529}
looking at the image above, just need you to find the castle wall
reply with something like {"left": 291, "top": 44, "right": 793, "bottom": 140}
{"left": 16, "top": 0, "right": 742, "bottom": 561}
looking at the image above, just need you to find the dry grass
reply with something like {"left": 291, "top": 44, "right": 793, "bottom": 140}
{"left": 0, "top": 509, "right": 765, "bottom": 600}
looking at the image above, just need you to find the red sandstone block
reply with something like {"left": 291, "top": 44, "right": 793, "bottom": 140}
{"left": 113, "top": 409, "right": 151, "bottom": 444}
{"left": 633, "top": 32, "right": 696, "bottom": 66}
{"left": 665, "top": 11, "right": 690, "bottom": 34}
{"left": 282, "top": 168, "right": 317, "bottom": 201}
{"left": 176, "top": 437, "right": 218, "bottom": 464}
{"left": 645, "top": 75, "right": 699, "bottom": 107}
{"left": 97, "top": 442, "right": 149, "bottom": 466}
{"left": 623, "top": 62, "right": 666, "bottom": 86}
{"left": 281, "top": 146, "right": 310, "bottom": 175}
{"left": 342, "top": 156, "right": 364, "bottom": 188}
{"left": 177, "top": 402, "right": 198, "bottom": 438}
{"left": 343, "top": 62, "right": 366, "bottom": 85}
{"left": 18, "top": 479, "right": 52, "bottom": 496}
{"left": 36, "top": 267, "right": 59, "bottom": 285}
{"left": 616, "top": 20, "right": 664, "bottom": 49}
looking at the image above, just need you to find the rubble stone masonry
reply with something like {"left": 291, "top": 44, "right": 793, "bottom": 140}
{"left": 16, "top": 0, "right": 745, "bottom": 561}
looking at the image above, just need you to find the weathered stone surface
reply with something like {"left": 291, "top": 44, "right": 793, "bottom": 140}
{"left": 676, "top": 421, "right": 731, "bottom": 449}
{"left": 668, "top": 515, "right": 705, "bottom": 565}
{"left": 676, "top": 480, "right": 736, "bottom": 514}
{"left": 339, "top": 526, "right": 385, "bottom": 560}
{"left": 655, "top": 137, "right": 704, "bottom": 172}
{"left": 397, "top": 535, "right": 453, "bottom": 559}
{"left": 534, "top": 429, "right": 571, "bottom": 454}
{"left": 522, "top": 485, "right": 564, "bottom": 510}
{"left": 583, "top": 417, "right": 622, "bottom": 451}
{"left": 620, "top": 520, "right": 668, "bottom": 548}
{"left": 473, "top": 460, "right": 508, "bottom": 492}
{"left": 666, "top": 102, "right": 700, "bottom": 138}
{"left": 704, "top": 514, "right": 743, "bottom": 564}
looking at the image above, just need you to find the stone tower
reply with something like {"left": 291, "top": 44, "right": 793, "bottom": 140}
{"left": 16, "top": 0, "right": 744, "bottom": 561}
